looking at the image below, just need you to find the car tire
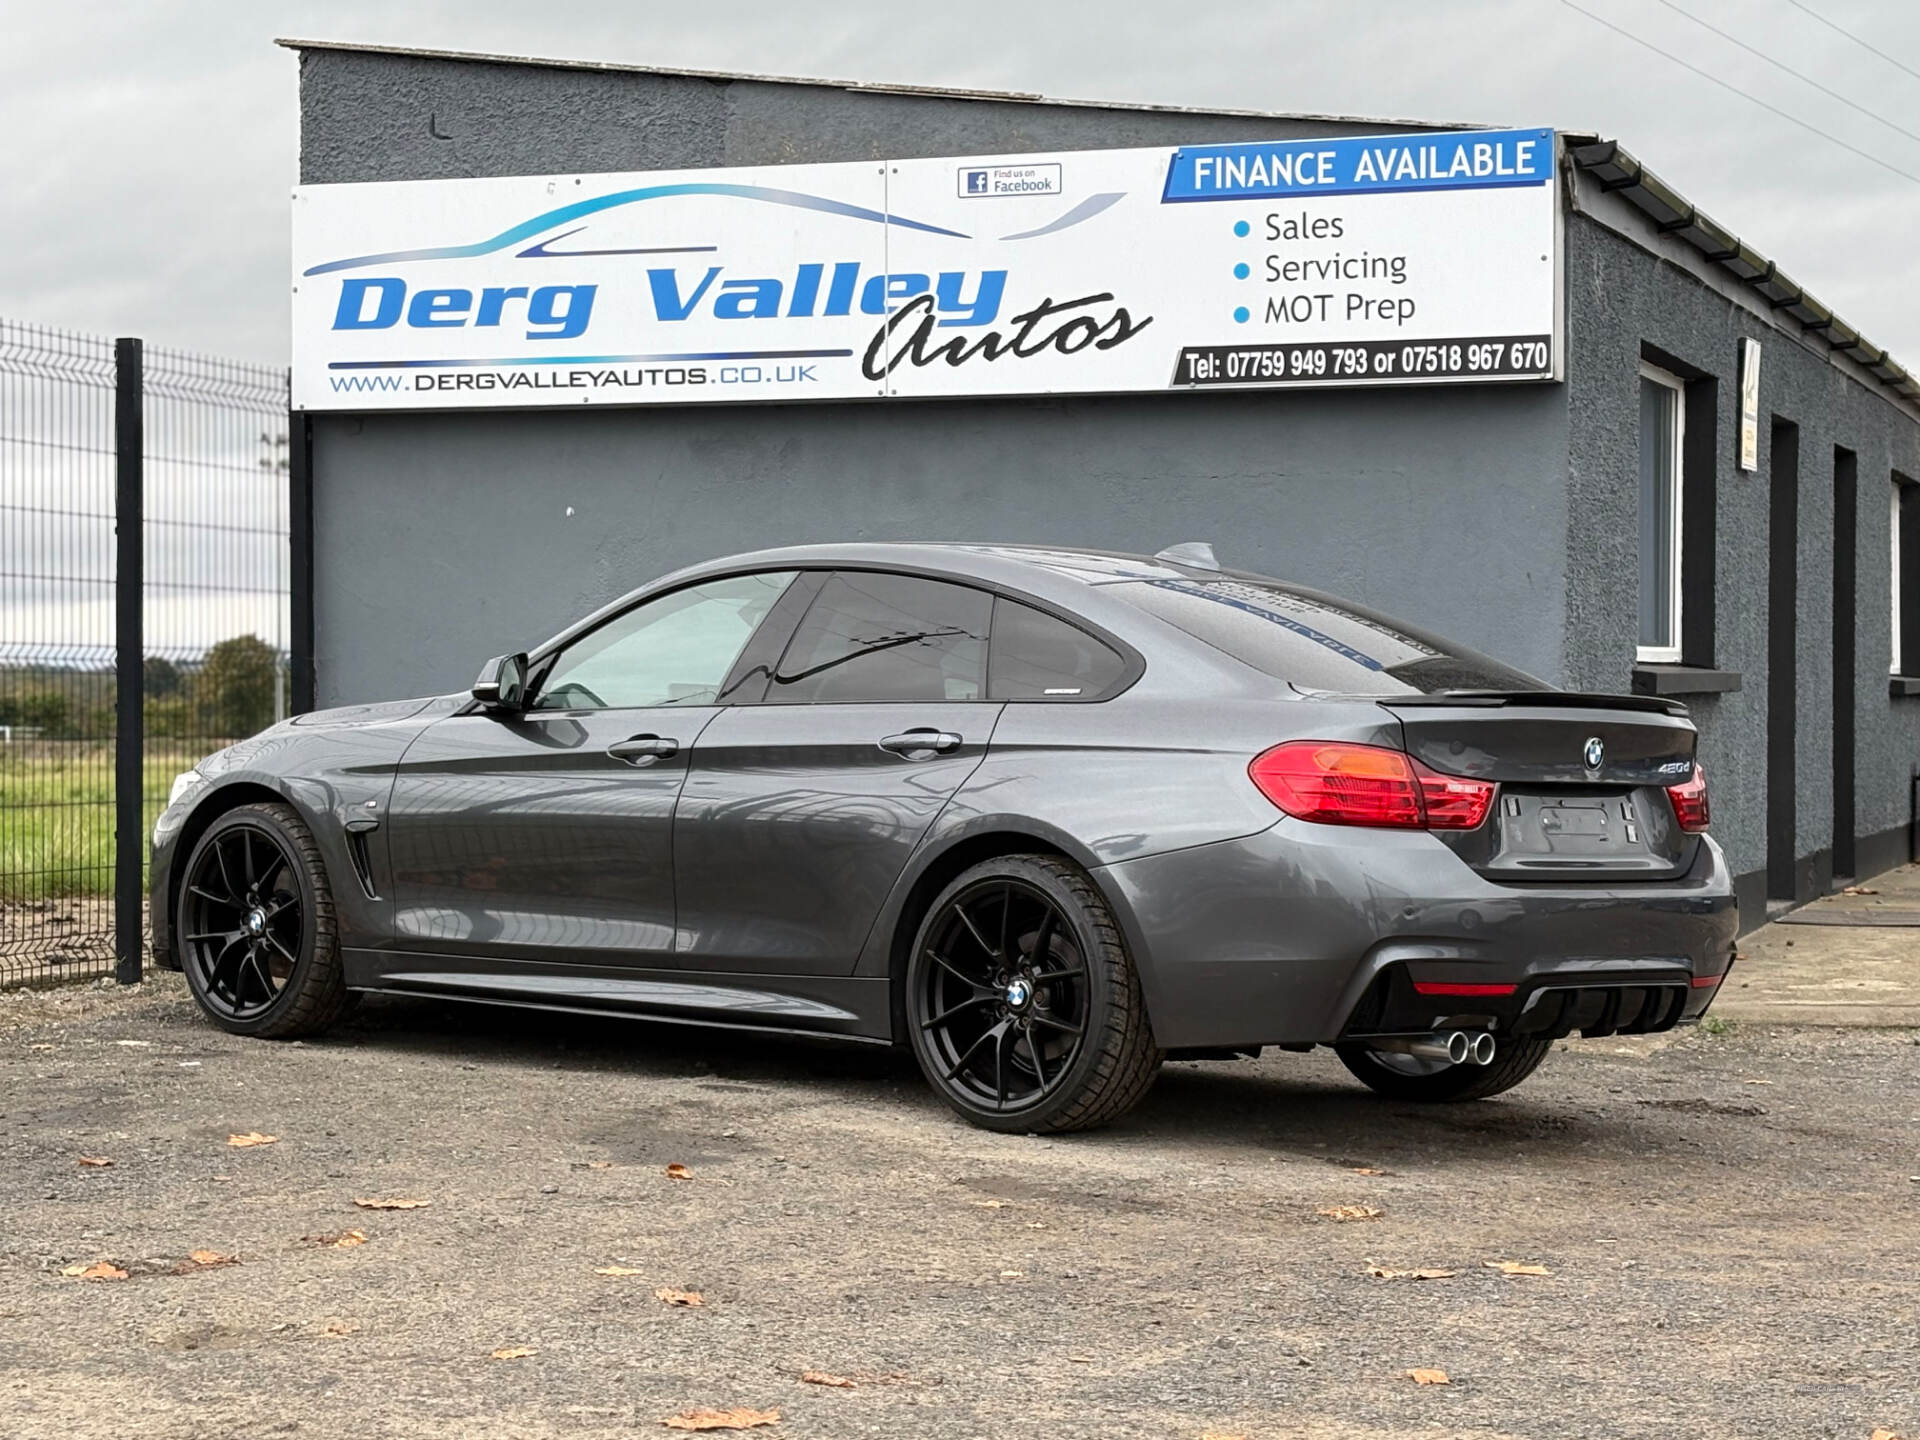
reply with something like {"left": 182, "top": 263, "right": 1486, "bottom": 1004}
{"left": 905, "top": 854, "right": 1161, "bottom": 1134}
{"left": 175, "top": 802, "right": 351, "bottom": 1039}
{"left": 1334, "top": 1035, "right": 1553, "bottom": 1102}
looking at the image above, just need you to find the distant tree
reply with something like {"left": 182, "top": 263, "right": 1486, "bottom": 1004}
{"left": 143, "top": 655, "right": 183, "bottom": 697}
{"left": 144, "top": 695, "right": 192, "bottom": 739}
{"left": 0, "top": 690, "right": 72, "bottom": 735}
{"left": 193, "top": 635, "right": 281, "bottom": 738}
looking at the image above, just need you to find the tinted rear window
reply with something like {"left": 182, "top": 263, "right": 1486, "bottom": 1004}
{"left": 987, "top": 598, "right": 1130, "bottom": 700}
{"left": 771, "top": 572, "right": 991, "bottom": 704}
{"left": 1113, "top": 577, "right": 1548, "bottom": 695}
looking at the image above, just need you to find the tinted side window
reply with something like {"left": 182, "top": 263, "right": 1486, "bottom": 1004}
{"left": 532, "top": 571, "right": 796, "bottom": 711}
{"left": 1113, "top": 577, "right": 1548, "bottom": 696}
{"left": 988, "top": 598, "right": 1129, "bottom": 700}
{"left": 770, "top": 573, "right": 990, "bottom": 704}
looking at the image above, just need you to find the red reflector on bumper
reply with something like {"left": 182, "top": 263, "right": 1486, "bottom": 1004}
{"left": 1690, "top": 974, "right": 1722, "bottom": 988}
{"left": 1411, "top": 982, "right": 1519, "bottom": 997}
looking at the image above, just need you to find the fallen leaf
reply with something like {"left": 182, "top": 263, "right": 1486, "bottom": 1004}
{"left": 655, "top": 1287, "right": 704, "bottom": 1307}
{"left": 1318, "top": 1205, "right": 1383, "bottom": 1222}
{"left": 303, "top": 1229, "right": 367, "bottom": 1248}
{"left": 490, "top": 1346, "right": 538, "bottom": 1360}
{"left": 587, "top": 1160, "right": 612, "bottom": 1169}
{"left": 661, "top": 1408, "right": 779, "bottom": 1431}
{"left": 1350, "top": 1166, "right": 1385, "bottom": 1175}
{"left": 64, "top": 1261, "right": 128, "bottom": 1281}
{"left": 226, "top": 1132, "right": 277, "bottom": 1148}
{"left": 28, "top": 1042, "right": 53, "bottom": 1051}
{"left": 1869, "top": 1430, "right": 1905, "bottom": 1440}
{"left": 1067, "top": 1356, "right": 1093, "bottom": 1364}
{"left": 968, "top": 1198, "right": 1009, "bottom": 1208}
{"left": 113, "top": 1039, "right": 151, "bottom": 1048}
{"left": 317, "top": 1319, "right": 361, "bottom": 1337}
{"left": 1366, "top": 1266, "right": 1457, "bottom": 1280}
{"left": 1842, "top": 886, "right": 1880, "bottom": 895}
{"left": 174, "top": 1249, "right": 237, "bottom": 1272}
{"left": 1484, "top": 1260, "right": 1551, "bottom": 1277}
{"left": 594, "top": 1265, "right": 645, "bottom": 1276}
{"left": 76, "top": 1155, "right": 113, "bottom": 1168}
{"left": 800, "top": 1371, "right": 857, "bottom": 1388}
{"left": 999, "top": 1270, "right": 1025, "bottom": 1279}
{"left": 1200, "top": 1432, "right": 1250, "bottom": 1440}
{"left": 1407, "top": 1368, "right": 1450, "bottom": 1385}
{"left": 665, "top": 1163, "right": 693, "bottom": 1181}
{"left": 354, "top": 1197, "right": 430, "bottom": 1210}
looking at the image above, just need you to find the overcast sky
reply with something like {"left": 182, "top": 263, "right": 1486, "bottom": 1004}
{"left": 3, "top": 0, "right": 1918, "bottom": 370}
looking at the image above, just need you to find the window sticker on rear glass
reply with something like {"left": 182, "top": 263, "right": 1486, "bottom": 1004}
{"left": 1143, "top": 578, "right": 1439, "bottom": 672}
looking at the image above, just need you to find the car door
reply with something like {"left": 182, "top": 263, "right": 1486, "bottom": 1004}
{"left": 674, "top": 570, "right": 1003, "bottom": 976}
{"left": 383, "top": 570, "right": 798, "bottom": 970}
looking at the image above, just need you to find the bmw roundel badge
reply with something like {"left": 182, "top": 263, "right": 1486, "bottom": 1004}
{"left": 1583, "top": 735, "right": 1606, "bottom": 771}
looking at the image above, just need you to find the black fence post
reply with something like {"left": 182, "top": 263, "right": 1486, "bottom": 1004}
{"left": 289, "top": 409, "right": 315, "bottom": 715}
{"left": 114, "top": 338, "right": 144, "bottom": 984}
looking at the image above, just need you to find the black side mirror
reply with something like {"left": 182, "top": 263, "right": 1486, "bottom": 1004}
{"left": 472, "top": 653, "right": 529, "bottom": 714}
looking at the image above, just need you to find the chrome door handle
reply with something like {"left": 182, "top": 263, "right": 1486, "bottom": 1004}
{"left": 878, "top": 728, "right": 962, "bottom": 758}
{"left": 607, "top": 734, "right": 679, "bottom": 765}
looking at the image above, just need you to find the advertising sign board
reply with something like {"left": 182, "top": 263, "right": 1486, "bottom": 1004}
{"left": 292, "top": 128, "right": 1560, "bottom": 411}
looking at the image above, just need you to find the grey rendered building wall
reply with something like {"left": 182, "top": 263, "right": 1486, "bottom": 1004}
{"left": 298, "top": 48, "right": 1573, "bottom": 707}
{"left": 1562, "top": 207, "right": 1920, "bottom": 907}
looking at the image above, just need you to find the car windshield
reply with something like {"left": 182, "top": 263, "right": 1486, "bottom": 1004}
{"left": 1109, "top": 576, "right": 1550, "bottom": 696}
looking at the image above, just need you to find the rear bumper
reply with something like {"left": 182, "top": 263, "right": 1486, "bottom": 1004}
{"left": 1093, "top": 820, "right": 1738, "bottom": 1050}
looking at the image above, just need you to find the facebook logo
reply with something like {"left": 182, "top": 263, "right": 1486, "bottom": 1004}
{"left": 964, "top": 170, "right": 989, "bottom": 194}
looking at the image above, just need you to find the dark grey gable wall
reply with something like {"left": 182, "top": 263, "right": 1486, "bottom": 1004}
{"left": 1564, "top": 209, "right": 1920, "bottom": 901}
{"left": 299, "top": 48, "right": 1575, "bottom": 707}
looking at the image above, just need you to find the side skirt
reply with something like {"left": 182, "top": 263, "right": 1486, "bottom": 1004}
{"left": 340, "top": 949, "right": 896, "bottom": 1045}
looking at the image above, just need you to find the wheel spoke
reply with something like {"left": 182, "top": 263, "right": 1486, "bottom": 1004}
{"left": 920, "top": 993, "right": 995, "bottom": 1031}
{"left": 1025, "top": 1028, "right": 1052, "bottom": 1091}
{"left": 1029, "top": 965, "right": 1082, "bottom": 984}
{"left": 953, "top": 903, "right": 999, "bottom": 961}
{"left": 925, "top": 947, "right": 988, "bottom": 991}
{"left": 998, "top": 884, "right": 1014, "bottom": 960}
{"left": 212, "top": 840, "right": 241, "bottom": 905}
{"left": 185, "top": 929, "right": 242, "bottom": 946}
{"left": 263, "top": 931, "right": 299, "bottom": 967}
{"left": 187, "top": 885, "right": 239, "bottom": 909}
{"left": 941, "top": 1021, "right": 1001, "bottom": 1083}
{"left": 1028, "top": 1012, "right": 1083, "bottom": 1038}
{"left": 1028, "top": 907, "right": 1057, "bottom": 965}
{"left": 993, "top": 1021, "right": 1013, "bottom": 1107}
{"left": 240, "top": 831, "right": 259, "bottom": 891}
{"left": 209, "top": 934, "right": 249, "bottom": 994}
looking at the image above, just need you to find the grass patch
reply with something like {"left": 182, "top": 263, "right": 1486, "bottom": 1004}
{"left": 0, "top": 743, "right": 211, "bottom": 901}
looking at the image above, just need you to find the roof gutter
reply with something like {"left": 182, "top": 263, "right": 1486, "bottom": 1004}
{"left": 1564, "top": 134, "right": 1919, "bottom": 417}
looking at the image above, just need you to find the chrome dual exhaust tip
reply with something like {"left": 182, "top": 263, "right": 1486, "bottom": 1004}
{"left": 1368, "top": 1030, "right": 1496, "bottom": 1066}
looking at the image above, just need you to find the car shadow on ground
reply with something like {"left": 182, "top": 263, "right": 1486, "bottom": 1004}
{"left": 313, "top": 992, "right": 1649, "bottom": 1167}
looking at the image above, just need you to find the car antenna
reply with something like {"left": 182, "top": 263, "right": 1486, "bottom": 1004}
{"left": 1154, "top": 541, "right": 1219, "bottom": 570}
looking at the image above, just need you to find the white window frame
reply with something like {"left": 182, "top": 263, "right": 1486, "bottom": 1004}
{"left": 1893, "top": 481, "right": 1905, "bottom": 675}
{"left": 1637, "top": 362, "right": 1686, "bottom": 664}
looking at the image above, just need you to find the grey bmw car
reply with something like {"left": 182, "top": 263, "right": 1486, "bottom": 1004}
{"left": 152, "top": 543, "right": 1736, "bottom": 1132}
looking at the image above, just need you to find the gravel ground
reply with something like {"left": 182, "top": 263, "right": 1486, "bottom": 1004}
{"left": 1, "top": 974, "right": 1915, "bottom": 1440}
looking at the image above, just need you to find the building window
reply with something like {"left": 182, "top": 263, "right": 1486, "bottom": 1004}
{"left": 1638, "top": 363, "right": 1686, "bottom": 662}
{"left": 1895, "top": 475, "right": 1918, "bottom": 675}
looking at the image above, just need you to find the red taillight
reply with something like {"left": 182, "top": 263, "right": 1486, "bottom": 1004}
{"left": 1412, "top": 981, "right": 1519, "bottom": 997}
{"left": 1667, "top": 763, "right": 1710, "bottom": 832}
{"left": 1248, "top": 741, "right": 1496, "bottom": 830}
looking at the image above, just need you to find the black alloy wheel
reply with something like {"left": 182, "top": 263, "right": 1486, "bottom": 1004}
{"left": 176, "top": 802, "right": 350, "bottom": 1038}
{"left": 906, "top": 855, "right": 1161, "bottom": 1133}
